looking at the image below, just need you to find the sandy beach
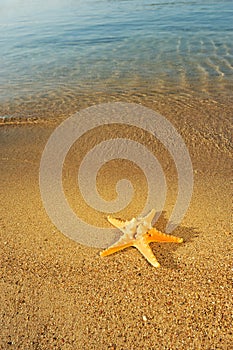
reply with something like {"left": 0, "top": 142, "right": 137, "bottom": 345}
{"left": 0, "top": 93, "right": 232, "bottom": 349}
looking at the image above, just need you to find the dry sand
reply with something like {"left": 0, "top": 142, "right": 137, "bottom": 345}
{"left": 0, "top": 94, "right": 232, "bottom": 349}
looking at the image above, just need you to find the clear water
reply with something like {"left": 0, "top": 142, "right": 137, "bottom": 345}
{"left": 0, "top": 0, "right": 232, "bottom": 109}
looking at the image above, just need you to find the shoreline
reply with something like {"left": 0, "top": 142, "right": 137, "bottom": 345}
{"left": 1, "top": 85, "right": 233, "bottom": 123}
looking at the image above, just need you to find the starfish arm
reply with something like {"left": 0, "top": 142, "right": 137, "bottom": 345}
{"left": 107, "top": 216, "right": 128, "bottom": 229}
{"left": 100, "top": 241, "right": 133, "bottom": 257}
{"left": 147, "top": 228, "right": 183, "bottom": 243}
{"left": 140, "top": 208, "right": 156, "bottom": 226}
{"left": 134, "top": 239, "right": 160, "bottom": 267}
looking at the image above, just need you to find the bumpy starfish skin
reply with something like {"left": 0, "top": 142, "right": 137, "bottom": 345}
{"left": 100, "top": 209, "right": 183, "bottom": 267}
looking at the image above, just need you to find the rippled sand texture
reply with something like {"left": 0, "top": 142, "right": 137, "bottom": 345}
{"left": 1, "top": 94, "right": 232, "bottom": 349}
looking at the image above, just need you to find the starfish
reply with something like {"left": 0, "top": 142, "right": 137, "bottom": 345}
{"left": 100, "top": 209, "right": 183, "bottom": 267}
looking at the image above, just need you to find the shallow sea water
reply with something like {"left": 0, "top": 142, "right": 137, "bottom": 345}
{"left": 0, "top": 0, "right": 232, "bottom": 119}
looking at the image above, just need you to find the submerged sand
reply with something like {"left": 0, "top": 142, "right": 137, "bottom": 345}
{"left": 0, "top": 93, "right": 232, "bottom": 349}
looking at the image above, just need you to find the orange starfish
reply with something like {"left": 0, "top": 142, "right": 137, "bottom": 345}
{"left": 100, "top": 209, "right": 183, "bottom": 267}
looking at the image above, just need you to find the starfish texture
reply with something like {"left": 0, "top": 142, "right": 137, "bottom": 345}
{"left": 100, "top": 209, "right": 183, "bottom": 267}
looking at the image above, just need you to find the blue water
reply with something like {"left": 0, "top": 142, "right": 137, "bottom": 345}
{"left": 0, "top": 0, "right": 232, "bottom": 108}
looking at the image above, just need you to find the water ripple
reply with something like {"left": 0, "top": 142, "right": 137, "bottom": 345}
{"left": 0, "top": 0, "right": 232, "bottom": 110}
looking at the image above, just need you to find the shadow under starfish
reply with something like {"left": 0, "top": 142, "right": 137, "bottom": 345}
{"left": 100, "top": 209, "right": 183, "bottom": 268}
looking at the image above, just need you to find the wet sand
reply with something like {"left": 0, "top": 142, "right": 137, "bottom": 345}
{"left": 0, "top": 94, "right": 232, "bottom": 349}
